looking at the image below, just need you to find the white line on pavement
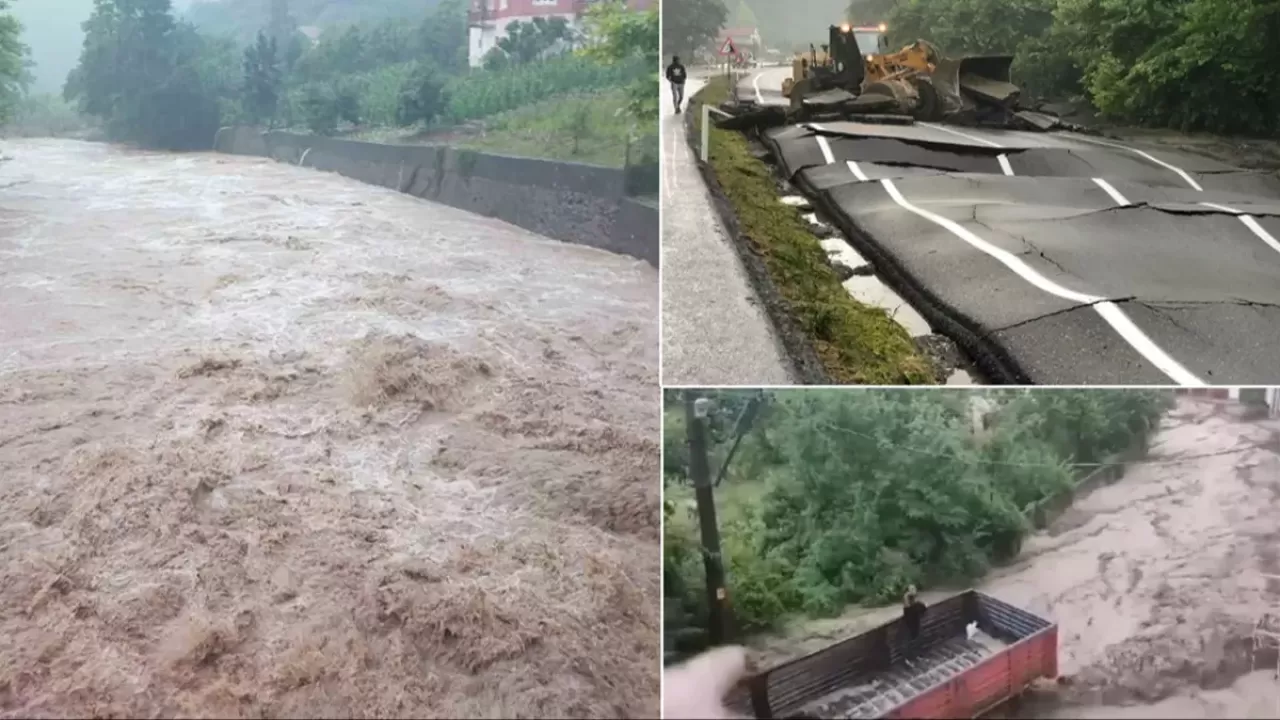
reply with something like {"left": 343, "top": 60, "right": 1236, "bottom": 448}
{"left": 752, "top": 73, "right": 765, "bottom": 104}
{"left": 1200, "top": 201, "right": 1280, "bottom": 256}
{"left": 879, "top": 178, "right": 1204, "bottom": 386}
{"left": 847, "top": 160, "right": 870, "bottom": 182}
{"left": 919, "top": 122, "right": 1005, "bottom": 148}
{"left": 808, "top": 123, "right": 837, "bottom": 164}
{"left": 1092, "top": 178, "right": 1131, "bottom": 206}
{"left": 1069, "top": 133, "right": 1204, "bottom": 191}
{"left": 997, "top": 154, "right": 1014, "bottom": 176}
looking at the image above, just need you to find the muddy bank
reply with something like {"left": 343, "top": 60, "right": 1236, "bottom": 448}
{"left": 0, "top": 139, "right": 660, "bottom": 718}
{"left": 748, "top": 398, "right": 1280, "bottom": 718}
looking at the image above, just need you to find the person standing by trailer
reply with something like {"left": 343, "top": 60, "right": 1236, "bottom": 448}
{"left": 666, "top": 56, "right": 688, "bottom": 113}
{"left": 902, "top": 586, "right": 927, "bottom": 660}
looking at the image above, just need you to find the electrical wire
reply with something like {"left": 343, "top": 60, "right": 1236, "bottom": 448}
{"left": 808, "top": 418, "right": 1272, "bottom": 469}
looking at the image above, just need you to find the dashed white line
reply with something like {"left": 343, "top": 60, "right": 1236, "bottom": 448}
{"left": 879, "top": 177, "right": 1204, "bottom": 386}
{"left": 1092, "top": 178, "right": 1131, "bottom": 206}
{"left": 1200, "top": 201, "right": 1280, "bottom": 256}
{"left": 847, "top": 160, "right": 870, "bottom": 182}
{"left": 1069, "top": 133, "right": 1204, "bottom": 191}
{"left": 997, "top": 154, "right": 1014, "bottom": 176}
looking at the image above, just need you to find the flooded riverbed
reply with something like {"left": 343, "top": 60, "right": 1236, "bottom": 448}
{"left": 749, "top": 398, "right": 1280, "bottom": 719}
{"left": 0, "top": 139, "right": 660, "bottom": 718}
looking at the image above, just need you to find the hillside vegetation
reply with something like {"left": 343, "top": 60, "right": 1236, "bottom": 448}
{"left": 51, "top": 0, "right": 656, "bottom": 172}
{"left": 663, "top": 389, "right": 1173, "bottom": 659}
{"left": 185, "top": 0, "right": 444, "bottom": 42}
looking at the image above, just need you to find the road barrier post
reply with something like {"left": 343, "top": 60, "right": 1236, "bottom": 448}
{"left": 701, "top": 103, "right": 711, "bottom": 163}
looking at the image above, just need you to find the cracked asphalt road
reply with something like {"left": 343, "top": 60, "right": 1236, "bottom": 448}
{"left": 743, "top": 69, "right": 1280, "bottom": 384}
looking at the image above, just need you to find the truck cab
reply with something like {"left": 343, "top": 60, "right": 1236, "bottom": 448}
{"left": 848, "top": 23, "right": 892, "bottom": 58}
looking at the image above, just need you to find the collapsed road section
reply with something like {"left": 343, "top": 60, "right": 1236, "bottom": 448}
{"left": 765, "top": 121, "right": 1280, "bottom": 385}
{"left": 723, "top": 60, "right": 1280, "bottom": 385}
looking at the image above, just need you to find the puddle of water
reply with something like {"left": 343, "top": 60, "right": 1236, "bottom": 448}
{"left": 819, "top": 238, "right": 933, "bottom": 337}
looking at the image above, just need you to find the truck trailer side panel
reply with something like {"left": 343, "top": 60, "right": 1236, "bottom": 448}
{"left": 731, "top": 591, "right": 1058, "bottom": 719}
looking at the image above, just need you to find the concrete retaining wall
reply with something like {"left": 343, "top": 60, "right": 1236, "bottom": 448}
{"left": 212, "top": 126, "right": 658, "bottom": 266}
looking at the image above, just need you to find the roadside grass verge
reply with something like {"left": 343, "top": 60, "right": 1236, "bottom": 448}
{"left": 689, "top": 77, "right": 934, "bottom": 384}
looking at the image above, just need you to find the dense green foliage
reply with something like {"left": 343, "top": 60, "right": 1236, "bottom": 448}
{"left": 6, "top": 93, "right": 91, "bottom": 137}
{"left": 242, "top": 32, "right": 282, "bottom": 126}
{"left": 0, "top": 0, "right": 26, "bottom": 123}
{"left": 448, "top": 54, "right": 645, "bottom": 124}
{"left": 184, "top": 0, "right": 444, "bottom": 44}
{"left": 56, "top": 0, "right": 654, "bottom": 154}
{"left": 880, "top": 0, "right": 1280, "bottom": 135}
{"left": 663, "top": 389, "right": 1172, "bottom": 658}
{"left": 662, "top": 0, "right": 727, "bottom": 59}
{"left": 578, "top": 0, "right": 659, "bottom": 123}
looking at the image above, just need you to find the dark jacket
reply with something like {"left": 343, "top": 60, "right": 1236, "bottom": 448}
{"left": 666, "top": 62, "right": 687, "bottom": 84}
{"left": 903, "top": 599, "right": 927, "bottom": 638}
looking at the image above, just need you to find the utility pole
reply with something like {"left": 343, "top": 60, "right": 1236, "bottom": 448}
{"left": 684, "top": 390, "right": 733, "bottom": 645}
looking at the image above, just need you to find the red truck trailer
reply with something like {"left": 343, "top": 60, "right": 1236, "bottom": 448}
{"left": 727, "top": 590, "right": 1059, "bottom": 719}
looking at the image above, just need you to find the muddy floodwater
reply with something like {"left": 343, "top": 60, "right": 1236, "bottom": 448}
{"left": 750, "top": 398, "right": 1280, "bottom": 719}
{"left": 0, "top": 139, "right": 660, "bottom": 718}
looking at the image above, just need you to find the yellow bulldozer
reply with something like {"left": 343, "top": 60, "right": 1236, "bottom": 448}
{"left": 780, "top": 23, "right": 1019, "bottom": 123}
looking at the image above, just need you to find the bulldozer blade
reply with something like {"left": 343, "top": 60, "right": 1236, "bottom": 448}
{"left": 1013, "top": 109, "right": 1062, "bottom": 131}
{"left": 933, "top": 55, "right": 1018, "bottom": 110}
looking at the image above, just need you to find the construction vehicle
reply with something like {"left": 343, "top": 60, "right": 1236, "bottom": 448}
{"left": 778, "top": 23, "right": 1026, "bottom": 127}
{"left": 724, "top": 590, "right": 1059, "bottom": 719}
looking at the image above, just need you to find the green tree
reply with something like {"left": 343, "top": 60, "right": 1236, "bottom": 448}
{"left": 242, "top": 31, "right": 282, "bottom": 125}
{"left": 494, "top": 16, "right": 574, "bottom": 64}
{"left": 298, "top": 80, "right": 338, "bottom": 134}
{"left": 0, "top": 0, "right": 28, "bottom": 124}
{"left": 663, "top": 388, "right": 1173, "bottom": 643}
{"left": 395, "top": 59, "right": 447, "bottom": 126}
{"left": 579, "top": 0, "right": 658, "bottom": 122}
{"left": 418, "top": 0, "right": 467, "bottom": 73}
{"left": 65, "top": 0, "right": 224, "bottom": 150}
{"left": 662, "top": 0, "right": 726, "bottom": 58}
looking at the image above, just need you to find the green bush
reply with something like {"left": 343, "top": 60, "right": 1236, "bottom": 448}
{"left": 443, "top": 54, "right": 646, "bottom": 123}
{"left": 662, "top": 389, "right": 1173, "bottom": 654}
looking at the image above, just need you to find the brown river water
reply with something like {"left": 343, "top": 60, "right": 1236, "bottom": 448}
{"left": 0, "top": 139, "right": 660, "bottom": 718}
{"left": 749, "top": 398, "right": 1280, "bottom": 719}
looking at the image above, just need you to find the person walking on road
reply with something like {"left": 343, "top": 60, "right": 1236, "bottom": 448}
{"left": 666, "top": 55, "right": 687, "bottom": 113}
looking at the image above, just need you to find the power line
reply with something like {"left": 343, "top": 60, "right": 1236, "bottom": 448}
{"left": 808, "top": 418, "right": 1271, "bottom": 469}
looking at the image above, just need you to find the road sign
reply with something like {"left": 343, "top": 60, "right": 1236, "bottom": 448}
{"left": 719, "top": 37, "right": 736, "bottom": 56}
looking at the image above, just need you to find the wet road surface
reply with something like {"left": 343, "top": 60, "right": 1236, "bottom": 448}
{"left": 743, "top": 71, "right": 1280, "bottom": 385}
{"left": 661, "top": 75, "right": 795, "bottom": 385}
{"left": 0, "top": 139, "right": 660, "bottom": 717}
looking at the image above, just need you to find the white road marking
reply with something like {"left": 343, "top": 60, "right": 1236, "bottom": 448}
{"left": 920, "top": 121, "right": 1004, "bottom": 148}
{"left": 808, "top": 123, "right": 837, "bottom": 164}
{"left": 1200, "top": 201, "right": 1280, "bottom": 256}
{"left": 1092, "top": 178, "right": 1131, "bottom": 206}
{"left": 1069, "top": 133, "right": 1204, "bottom": 191}
{"left": 997, "top": 154, "right": 1014, "bottom": 176}
{"left": 847, "top": 160, "right": 870, "bottom": 182}
{"left": 751, "top": 72, "right": 765, "bottom": 104}
{"left": 879, "top": 178, "right": 1203, "bottom": 386}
